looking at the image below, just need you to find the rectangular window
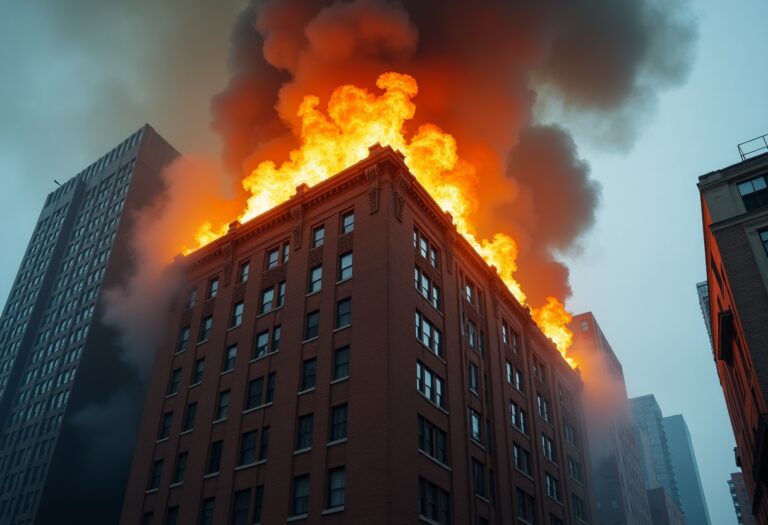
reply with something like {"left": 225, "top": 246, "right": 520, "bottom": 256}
{"left": 199, "top": 315, "right": 212, "bottom": 342}
{"left": 308, "top": 265, "right": 322, "bottom": 293}
{"left": 312, "top": 225, "right": 325, "bottom": 247}
{"left": 177, "top": 325, "right": 190, "bottom": 353}
{"left": 568, "top": 456, "right": 583, "bottom": 483}
{"left": 564, "top": 421, "right": 579, "bottom": 447}
{"left": 200, "top": 498, "right": 215, "bottom": 525}
{"left": 258, "top": 427, "right": 270, "bottom": 460}
{"left": 537, "top": 394, "right": 551, "bottom": 423}
{"left": 296, "top": 414, "right": 314, "bottom": 451}
{"left": 469, "top": 409, "right": 482, "bottom": 443}
{"left": 330, "top": 404, "right": 348, "bottom": 441}
{"left": 532, "top": 354, "right": 546, "bottom": 384}
{"left": 305, "top": 310, "right": 320, "bottom": 340}
{"left": 276, "top": 281, "right": 286, "bottom": 307}
{"left": 222, "top": 345, "right": 237, "bottom": 372}
{"left": 238, "top": 261, "right": 250, "bottom": 283}
{"left": 413, "top": 228, "right": 440, "bottom": 269}
{"left": 327, "top": 467, "right": 346, "bottom": 509}
{"left": 338, "top": 252, "right": 353, "bottom": 281}
{"left": 541, "top": 433, "right": 557, "bottom": 463}
{"left": 472, "top": 459, "right": 485, "bottom": 496}
{"left": 207, "top": 441, "right": 223, "bottom": 474}
{"left": 253, "top": 486, "right": 264, "bottom": 524}
{"left": 465, "top": 280, "right": 475, "bottom": 304}
{"left": 551, "top": 515, "right": 564, "bottom": 525}
{"left": 192, "top": 358, "right": 204, "bottom": 384}
{"left": 559, "top": 385, "right": 574, "bottom": 412}
{"left": 239, "top": 430, "right": 257, "bottom": 466}
{"left": 246, "top": 377, "right": 264, "bottom": 409}
{"left": 186, "top": 288, "right": 196, "bottom": 310}
{"left": 301, "top": 358, "right": 317, "bottom": 391}
{"left": 260, "top": 288, "right": 274, "bottom": 314}
{"left": 272, "top": 325, "right": 281, "bottom": 352}
{"left": 158, "top": 412, "right": 173, "bottom": 440}
{"left": 148, "top": 459, "right": 163, "bottom": 490}
{"left": 416, "top": 361, "right": 446, "bottom": 408}
{"left": 207, "top": 278, "right": 219, "bottom": 299}
{"left": 516, "top": 488, "right": 536, "bottom": 524}
{"left": 415, "top": 311, "right": 443, "bottom": 358}
{"left": 291, "top": 474, "right": 310, "bottom": 516}
{"left": 467, "top": 320, "right": 478, "bottom": 348}
{"left": 182, "top": 402, "right": 197, "bottom": 432}
{"left": 501, "top": 320, "right": 510, "bottom": 345}
{"left": 167, "top": 368, "right": 181, "bottom": 395}
{"left": 414, "top": 266, "right": 441, "bottom": 310}
{"left": 738, "top": 175, "right": 768, "bottom": 210}
{"left": 216, "top": 390, "right": 230, "bottom": 420}
{"left": 254, "top": 330, "right": 269, "bottom": 358}
{"left": 336, "top": 298, "right": 351, "bottom": 328}
{"left": 469, "top": 362, "right": 480, "bottom": 394}
{"left": 418, "top": 477, "right": 451, "bottom": 524}
{"left": 232, "top": 489, "right": 250, "bottom": 525}
{"left": 512, "top": 331, "right": 520, "bottom": 353}
{"left": 266, "top": 373, "right": 276, "bottom": 403}
{"left": 166, "top": 507, "right": 178, "bottom": 525}
{"left": 545, "top": 473, "right": 561, "bottom": 501}
{"left": 173, "top": 452, "right": 187, "bottom": 484}
{"left": 230, "top": 302, "right": 244, "bottom": 328}
{"left": 333, "top": 346, "right": 350, "bottom": 380}
{"left": 282, "top": 243, "right": 290, "bottom": 263}
{"left": 513, "top": 442, "right": 532, "bottom": 476}
{"left": 340, "top": 210, "right": 355, "bottom": 234}
{"left": 573, "top": 494, "right": 588, "bottom": 522}
{"left": 266, "top": 248, "right": 279, "bottom": 270}
{"left": 418, "top": 415, "right": 449, "bottom": 465}
{"left": 509, "top": 400, "right": 527, "bottom": 434}
{"left": 514, "top": 367, "right": 524, "bottom": 392}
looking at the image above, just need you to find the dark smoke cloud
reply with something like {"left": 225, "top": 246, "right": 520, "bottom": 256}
{"left": 211, "top": 0, "right": 697, "bottom": 309}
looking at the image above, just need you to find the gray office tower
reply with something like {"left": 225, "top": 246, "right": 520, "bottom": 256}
{"left": 0, "top": 125, "right": 178, "bottom": 524}
{"left": 663, "top": 415, "right": 712, "bottom": 525}
{"left": 630, "top": 395, "right": 682, "bottom": 507}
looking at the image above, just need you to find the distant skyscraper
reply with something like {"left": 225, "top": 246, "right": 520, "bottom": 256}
{"left": 696, "top": 281, "right": 713, "bottom": 345}
{"left": 630, "top": 395, "right": 681, "bottom": 507}
{"left": 698, "top": 149, "right": 768, "bottom": 524}
{"left": 569, "top": 312, "right": 652, "bottom": 525}
{"left": 729, "top": 472, "right": 756, "bottom": 525}
{"left": 646, "top": 487, "right": 686, "bottom": 525}
{"left": 0, "top": 125, "right": 178, "bottom": 524}
{"left": 663, "top": 415, "right": 711, "bottom": 525}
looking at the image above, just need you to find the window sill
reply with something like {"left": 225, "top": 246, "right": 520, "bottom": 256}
{"left": 474, "top": 494, "right": 491, "bottom": 504}
{"left": 196, "top": 339, "right": 209, "bottom": 346}
{"left": 287, "top": 514, "right": 308, "bottom": 523}
{"left": 333, "top": 324, "right": 351, "bottom": 333}
{"left": 302, "top": 336, "right": 319, "bottom": 344}
{"left": 174, "top": 348, "right": 186, "bottom": 356}
{"left": 145, "top": 488, "right": 159, "bottom": 495}
{"left": 298, "top": 387, "right": 316, "bottom": 396}
{"left": 169, "top": 482, "right": 183, "bottom": 488}
{"left": 226, "top": 325, "right": 241, "bottom": 332}
{"left": 155, "top": 437, "right": 169, "bottom": 444}
{"left": 417, "top": 449, "right": 451, "bottom": 471}
{"left": 515, "top": 468, "right": 534, "bottom": 481}
{"left": 220, "top": 369, "right": 234, "bottom": 376}
{"left": 546, "top": 495, "right": 564, "bottom": 506}
{"left": 235, "top": 462, "right": 258, "bottom": 471}
{"left": 470, "top": 438, "right": 485, "bottom": 450}
{"left": 306, "top": 290, "right": 321, "bottom": 297}
{"left": 335, "top": 277, "right": 352, "bottom": 285}
{"left": 327, "top": 438, "right": 347, "bottom": 447}
{"left": 189, "top": 381, "right": 201, "bottom": 389}
{"left": 330, "top": 376, "right": 349, "bottom": 385}
{"left": 255, "top": 459, "right": 267, "bottom": 465}
{"left": 203, "top": 472, "right": 219, "bottom": 479}
{"left": 212, "top": 417, "right": 227, "bottom": 425}
{"left": 293, "top": 447, "right": 311, "bottom": 456}
{"left": 322, "top": 506, "right": 344, "bottom": 516}
{"left": 243, "top": 402, "right": 273, "bottom": 414}
{"left": 179, "top": 429, "right": 193, "bottom": 436}
{"left": 251, "top": 350, "right": 279, "bottom": 363}
{"left": 164, "top": 392, "right": 178, "bottom": 399}
{"left": 419, "top": 515, "right": 442, "bottom": 525}
{"left": 256, "top": 305, "right": 283, "bottom": 319}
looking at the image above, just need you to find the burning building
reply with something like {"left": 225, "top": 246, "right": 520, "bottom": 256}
{"left": 120, "top": 145, "right": 594, "bottom": 524}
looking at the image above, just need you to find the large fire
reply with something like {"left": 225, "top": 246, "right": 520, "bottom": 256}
{"left": 189, "top": 72, "right": 575, "bottom": 367}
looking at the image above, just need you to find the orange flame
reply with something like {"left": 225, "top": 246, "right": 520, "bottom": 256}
{"left": 189, "top": 72, "right": 575, "bottom": 366}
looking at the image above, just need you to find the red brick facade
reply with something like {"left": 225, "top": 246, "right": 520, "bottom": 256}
{"left": 121, "top": 146, "right": 593, "bottom": 524}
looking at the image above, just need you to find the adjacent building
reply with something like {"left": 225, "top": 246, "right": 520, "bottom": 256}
{"left": 0, "top": 125, "right": 178, "bottom": 524}
{"left": 569, "top": 312, "right": 652, "bottom": 525}
{"left": 698, "top": 150, "right": 768, "bottom": 524}
{"left": 730, "top": 472, "right": 757, "bottom": 525}
{"left": 121, "top": 145, "right": 594, "bottom": 524}
{"left": 663, "top": 415, "right": 711, "bottom": 525}
{"left": 696, "top": 281, "right": 713, "bottom": 346}
{"left": 647, "top": 487, "right": 686, "bottom": 525}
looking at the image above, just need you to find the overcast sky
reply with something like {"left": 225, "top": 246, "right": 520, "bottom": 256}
{"left": 1, "top": 1, "right": 767, "bottom": 523}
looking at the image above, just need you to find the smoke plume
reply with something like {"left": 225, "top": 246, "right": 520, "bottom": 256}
{"left": 212, "top": 0, "right": 697, "bottom": 310}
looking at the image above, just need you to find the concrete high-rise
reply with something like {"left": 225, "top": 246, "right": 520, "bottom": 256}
{"left": 647, "top": 487, "right": 686, "bottom": 525}
{"left": 569, "top": 312, "right": 652, "bottom": 525}
{"left": 663, "top": 415, "right": 711, "bottom": 525}
{"left": 698, "top": 150, "right": 768, "bottom": 524}
{"left": 630, "top": 395, "right": 681, "bottom": 507}
{"left": 121, "top": 145, "right": 594, "bottom": 525}
{"left": 0, "top": 125, "right": 178, "bottom": 524}
{"left": 730, "top": 472, "right": 757, "bottom": 525}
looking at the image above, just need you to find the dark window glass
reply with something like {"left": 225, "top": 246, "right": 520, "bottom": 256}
{"left": 253, "top": 486, "right": 264, "bottom": 524}
{"left": 418, "top": 415, "right": 449, "bottom": 465}
{"left": 192, "top": 358, "right": 204, "bottom": 384}
{"left": 200, "top": 498, "right": 215, "bottom": 525}
{"left": 239, "top": 431, "right": 257, "bottom": 466}
{"left": 333, "top": 346, "right": 350, "bottom": 380}
{"left": 738, "top": 175, "right": 768, "bottom": 210}
{"left": 330, "top": 404, "right": 348, "bottom": 441}
{"left": 276, "top": 281, "right": 286, "bottom": 307}
{"left": 416, "top": 361, "right": 445, "bottom": 408}
{"left": 469, "top": 362, "right": 479, "bottom": 394}
{"left": 148, "top": 459, "right": 163, "bottom": 490}
{"left": 208, "top": 278, "right": 219, "bottom": 299}
{"left": 266, "top": 248, "right": 279, "bottom": 269}
{"left": 222, "top": 345, "right": 237, "bottom": 372}
{"left": 166, "top": 507, "right": 179, "bottom": 525}
{"left": 418, "top": 477, "right": 451, "bottom": 524}
{"left": 238, "top": 261, "right": 250, "bottom": 283}
{"left": 258, "top": 427, "right": 270, "bottom": 460}
{"left": 272, "top": 325, "right": 281, "bottom": 352}
{"left": 167, "top": 368, "right": 181, "bottom": 395}
{"left": 305, "top": 310, "right": 320, "bottom": 339}
{"left": 260, "top": 288, "right": 274, "bottom": 314}
{"left": 338, "top": 252, "right": 353, "bottom": 281}
{"left": 173, "top": 452, "right": 187, "bottom": 484}
{"left": 230, "top": 302, "right": 244, "bottom": 328}
{"left": 327, "top": 467, "right": 346, "bottom": 509}
{"left": 177, "top": 325, "right": 190, "bottom": 352}
{"left": 232, "top": 489, "right": 250, "bottom": 525}
{"left": 296, "top": 414, "right": 314, "bottom": 450}
{"left": 199, "top": 316, "right": 212, "bottom": 342}
{"left": 186, "top": 288, "right": 196, "bottom": 310}
{"left": 254, "top": 330, "right": 269, "bottom": 358}
{"left": 340, "top": 211, "right": 354, "bottom": 234}
{"left": 158, "top": 412, "right": 173, "bottom": 440}
{"left": 207, "top": 441, "right": 223, "bottom": 474}
{"left": 266, "top": 373, "right": 276, "bottom": 402}
{"left": 472, "top": 459, "right": 485, "bottom": 496}
{"left": 301, "top": 358, "right": 317, "bottom": 391}
{"left": 470, "top": 409, "right": 482, "bottom": 443}
{"left": 246, "top": 378, "right": 264, "bottom": 409}
{"left": 309, "top": 265, "right": 322, "bottom": 293}
{"left": 312, "top": 225, "right": 325, "bottom": 247}
{"left": 513, "top": 442, "right": 532, "bottom": 476}
{"left": 183, "top": 402, "right": 197, "bottom": 432}
{"left": 516, "top": 489, "right": 535, "bottom": 524}
{"left": 292, "top": 474, "right": 310, "bottom": 516}
{"left": 216, "top": 390, "right": 230, "bottom": 420}
{"left": 336, "top": 298, "right": 351, "bottom": 328}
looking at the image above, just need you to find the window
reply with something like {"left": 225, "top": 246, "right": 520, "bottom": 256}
{"left": 291, "top": 474, "right": 310, "bottom": 516}
{"left": 413, "top": 228, "right": 440, "bottom": 269}
{"left": 230, "top": 302, "right": 244, "bottom": 328}
{"left": 580, "top": 320, "right": 589, "bottom": 331}
{"left": 192, "top": 358, "right": 205, "bottom": 384}
{"left": 207, "top": 441, "right": 223, "bottom": 474}
{"left": 173, "top": 452, "right": 187, "bottom": 484}
{"left": 308, "top": 265, "right": 322, "bottom": 293}
{"left": 282, "top": 243, "right": 290, "bottom": 263}
{"left": 199, "top": 315, "right": 212, "bottom": 342}
{"left": 418, "top": 415, "right": 449, "bottom": 465}
{"left": 573, "top": 494, "right": 588, "bottom": 522}
{"left": 469, "top": 362, "right": 480, "bottom": 394}
{"left": 301, "top": 358, "right": 317, "bottom": 391}
{"left": 158, "top": 412, "right": 173, "bottom": 440}
{"left": 296, "top": 414, "right": 314, "bottom": 451}
{"left": 232, "top": 489, "right": 250, "bottom": 525}
{"left": 738, "top": 175, "right": 768, "bottom": 210}
{"left": 416, "top": 361, "right": 446, "bottom": 408}
{"left": 200, "top": 498, "right": 215, "bottom": 525}
{"left": 266, "top": 247, "right": 279, "bottom": 269}
{"left": 183, "top": 402, "right": 197, "bottom": 432}
{"left": 148, "top": 459, "right": 163, "bottom": 490}
{"left": 336, "top": 298, "right": 351, "bottom": 328}
{"left": 246, "top": 377, "right": 264, "bottom": 409}
{"left": 333, "top": 346, "right": 350, "bottom": 380}
{"left": 516, "top": 488, "right": 536, "bottom": 524}
{"left": 501, "top": 320, "right": 510, "bottom": 345}
{"left": 312, "top": 225, "right": 325, "bottom": 247}
{"left": 238, "top": 261, "right": 250, "bottom": 283}
{"left": 186, "top": 288, "right": 196, "bottom": 310}
{"left": 472, "top": 459, "right": 485, "bottom": 496}
{"left": 253, "top": 486, "right": 264, "bottom": 524}
{"left": 512, "top": 330, "right": 520, "bottom": 353}
{"left": 414, "top": 266, "right": 441, "bottom": 310}
{"left": 340, "top": 210, "right": 354, "bottom": 234}
{"left": 260, "top": 288, "right": 275, "bottom": 314}
{"left": 532, "top": 355, "right": 546, "bottom": 384}
{"left": 207, "top": 278, "right": 219, "bottom": 299}
{"left": 254, "top": 330, "right": 269, "bottom": 358}
{"left": 465, "top": 280, "right": 475, "bottom": 304}
{"left": 541, "top": 433, "right": 557, "bottom": 463}
{"left": 509, "top": 400, "right": 527, "bottom": 434}
{"left": 177, "top": 325, "right": 190, "bottom": 352}
{"left": 545, "top": 473, "right": 561, "bottom": 501}
{"left": 513, "top": 366, "right": 524, "bottom": 392}
{"left": 276, "top": 281, "right": 286, "bottom": 307}
{"left": 415, "top": 311, "right": 443, "bottom": 358}
{"left": 239, "top": 431, "right": 257, "bottom": 466}
{"left": 167, "top": 368, "right": 181, "bottom": 395}
{"left": 467, "top": 321, "right": 478, "bottom": 349}
{"left": 558, "top": 385, "right": 574, "bottom": 412}
{"left": 470, "top": 409, "right": 482, "bottom": 443}
{"left": 272, "top": 325, "right": 281, "bottom": 352}
{"left": 418, "top": 478, "right": 451, "bottom": 524}
{"left": 258, "top": 427, "right": 270, "bottom": 460}
{"left": 216, "top": 390, "right": 230, "bottom": 420}
{"left": 166, "top": 507, "right": 179, "bottom": 525}
{"left": 305, "top": 310, "right": 320, "bottom": 339}
{"left": 513, "top": 442, "right": 531, "bottom": 476}
{"left": 222, "top": 345, "right": 237, "bottom": 372}
{"left": 568, "top": 456, "right": 583, "bottom": 483}
{"left": 550, "top": 515, "right": 564, "bottom": 525}
{"left": 329, "top": 404, "right": 348, "bottom": 441}
{"left": 266, "top": 373, "right": 276, "bottom": 403}
{"left": 564, "top": 421, "right": 579, "bottom": 447}
{"left": 327, "top": 467, "right": 346, "bottom": 509}
{"left": 338, "top": 252, "right": 353, "bottom": 281}
{"left": 760, "top": 229, "right": 768, "bottom": 257}
{"left": 537, "top": 394, "right": 551, "bottom": 423}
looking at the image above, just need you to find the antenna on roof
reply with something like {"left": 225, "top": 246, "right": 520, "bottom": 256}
{"left": 53, "top": 179, "right": 62, "bottom": 187}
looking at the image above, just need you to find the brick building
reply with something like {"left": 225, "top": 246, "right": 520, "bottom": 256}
{"left": 698, "top": 150, "right": 768, "bottom": 524}
{"left": 731, "top": 472, "right": 757, "bottom": 524}
{"left": 646, "top": 488, "right": 686, "bottom": 525}
{"left": 120, "top": 145, "right": 594, "bottom": 524}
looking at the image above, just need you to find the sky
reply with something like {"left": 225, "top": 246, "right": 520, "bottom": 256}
{"left": 1, "top": 1, "right": 767, "bottom": 523}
